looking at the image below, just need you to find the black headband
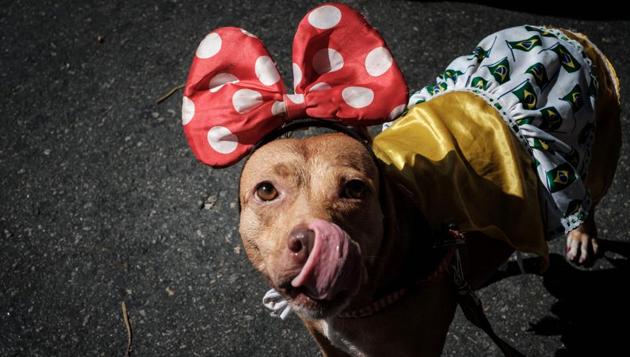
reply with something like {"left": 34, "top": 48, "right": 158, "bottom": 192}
{"left": 250, "top": 118, "right": 374, "bottom": 155}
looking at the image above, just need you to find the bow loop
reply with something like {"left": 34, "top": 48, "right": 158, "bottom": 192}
{"left": 292, "top": 3, "right": 408, "bottom": 124}
{"left": 182, "top": 27, "right": 288, "bottom": 167}
{"left": 182, "top": 3, "right": 408, "bottom": 167}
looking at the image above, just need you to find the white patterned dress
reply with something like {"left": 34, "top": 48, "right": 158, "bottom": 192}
{"left": 404, "top": 25, "right": 597, "bottom": 236}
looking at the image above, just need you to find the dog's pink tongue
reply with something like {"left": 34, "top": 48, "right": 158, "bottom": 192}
{"left": 291, "top": 219, "right": 361, "bottom": 300}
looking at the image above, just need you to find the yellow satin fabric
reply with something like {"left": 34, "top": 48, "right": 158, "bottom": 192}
{"left": 373, "top": 91, "right": 547, "bottom": 257}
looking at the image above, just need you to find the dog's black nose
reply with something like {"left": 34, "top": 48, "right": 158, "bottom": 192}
{"left": 288, "top": 227, "right": 315, "bottom": 263}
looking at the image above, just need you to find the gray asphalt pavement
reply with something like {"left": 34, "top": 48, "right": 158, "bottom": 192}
{"left": 1, "top": 1, "right": 629, "bottom": 356}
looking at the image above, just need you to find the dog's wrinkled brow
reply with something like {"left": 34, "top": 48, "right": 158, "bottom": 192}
{"left": 334, "top": 152, "right": 374, "bottom": 174}
{"left": 272, "top": 163, "right": 294, "bottom": 179}
{"left": 270, "top": 161, "right": 306, "bottom": 188}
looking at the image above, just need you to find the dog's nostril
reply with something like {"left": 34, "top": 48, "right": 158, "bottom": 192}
{"left": 288, "top": 228, "right": 315, "bottom": 255}
{"left": 288, "top": 236, "right": 303, "bottom": 253}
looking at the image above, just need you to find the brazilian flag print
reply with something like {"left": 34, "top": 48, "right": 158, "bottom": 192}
{"left": 524, "top": 25, "right": 557, "bottom": 38}
{"left": 507, "top": 35, "right": 542, "bottom": 52}
{"left": 512, "top": 81, "right": 538, "bottom": 110}
{"left": 471, "top": 46, "right": 491, "bottom": 61}
{"left": 562, "top": 149, "right": 580, "bottom": 169}
{"left": 436, "top": 82, "right": 448, "bottom": 93}
{"left": 471, "top": 77, "right": 490, "bottom": 90}
{"left": 550, "top": 43, "right": 581, "bottom": 73}
{"left": 565, "top": 199, "right": 583, "bottom": 216}
{"left": 532, "top": 138, "right": 553, "bottom": 152}
{"left": 515, "top": 117, "right": 534, "bottom": 126}
{"left": 438, "top": 69, "right": 464, "bottom": 81}
{"left": 545, "top": 163, "right": 577, "bottom": 193}
{"left": 469, "top": 36, "right": 497, "bottom": 62}
{"left": 425, "top": 82, "right": 448, "bottom": 96}
{"left": 486, "top": 57, "right": 511, "bottom": 84}
{"left": 561, "top": 85, "right": 584, "bottom": 113}
{"left": 578, "top": 123, "right": 594, "bottom": 144}
{"left": 507, "top": 35, "right": 542, "bottom": 60}
{"left": 539, "top": 106, "right": 562, "bottom": 131}
{"left": 526, "top": 63, "right": 549, "bottom": 89}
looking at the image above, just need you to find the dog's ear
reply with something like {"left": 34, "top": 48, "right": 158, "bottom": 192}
{"left": 376, "top": 161, "right": 432, "bottom": 239}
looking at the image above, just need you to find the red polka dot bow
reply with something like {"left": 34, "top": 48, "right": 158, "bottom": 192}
{"left": 182, "top": 3, "right": 408, "bottom": 167}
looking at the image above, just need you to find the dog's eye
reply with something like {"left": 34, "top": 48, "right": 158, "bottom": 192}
{"left": 255, "top": 181, "right": 279, "bottom": 201}
{"left": 341, "top": 179, "right": 368, "bottom": 200}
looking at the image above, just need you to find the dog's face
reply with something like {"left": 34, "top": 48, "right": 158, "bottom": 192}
{"left": 239, "top": 133, "right": 384, "bottom": 319}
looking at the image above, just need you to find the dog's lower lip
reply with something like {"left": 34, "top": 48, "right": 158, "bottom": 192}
{"left": 292, "top": 290, "right": 333, "bottom": 310}
{"left": 293, "top": 291, "right": 315, "bottom": 304}
{"left": 281, "top": 284, "right": 313, "bottom": 301}
{"left": 281, "top": 283, "right": 348, "bottom": 304}
{"left": 277, "top": 285, "right": 319, "bottom": 307}
{"left": 278, "top": 282, "right": 318, "bottom": 302}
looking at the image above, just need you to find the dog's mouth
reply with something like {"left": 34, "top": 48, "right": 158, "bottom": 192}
{"left": 276, "top": 219, "right": 363, "bottom": 317}
{"left": 286, "top": 280, "right": 355, "bottom": 309}
{"left": 278, "top": 282, "right": 353, "bottom": 316}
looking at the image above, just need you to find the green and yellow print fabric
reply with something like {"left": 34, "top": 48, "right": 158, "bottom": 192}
{"left": 404, "top": 25, "right": 597, "bottom": 234}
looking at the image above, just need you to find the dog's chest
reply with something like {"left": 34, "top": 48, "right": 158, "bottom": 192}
{"left": 319, "top": 319, "right": 367, "bottom": 357}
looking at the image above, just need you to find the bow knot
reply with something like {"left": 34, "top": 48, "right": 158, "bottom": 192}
{"left": 182, "top": 3, "right": 408, "bottom": 167}
{"left": 281, "top": 94, "right": 307, "bottom": 120}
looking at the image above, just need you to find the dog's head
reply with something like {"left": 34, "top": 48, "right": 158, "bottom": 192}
{"left": 239, "top": 132, "right": 384, "bottom": 319}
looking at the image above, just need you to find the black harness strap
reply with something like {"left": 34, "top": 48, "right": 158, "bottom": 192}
{"left": 445, "top": 226, "right": 525, "bottom": 357}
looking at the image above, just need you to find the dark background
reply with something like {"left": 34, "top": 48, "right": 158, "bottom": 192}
{"left": 1, "top": 1, "right": 629, "bottom": 356}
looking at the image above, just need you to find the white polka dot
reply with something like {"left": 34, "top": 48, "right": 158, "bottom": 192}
{"left": 196, "top": 32, "right": 222, "bottom": 59}
{"left": 389, "top": 104, "right": 406, "bottom": 120}
{"left": 312, "top": 48, "right": 344, "bottom": 74}
{"left": 342, "top": 87, "right": 374, "bottom": 108}
{"left": 309, "top": 82, "right": 331, "bottom": 92}
{"left": 232, "top": 89, "right": 263, "bottom": 113}
{"left": 307, "top": 5, "right": 342, "bottom": 30}
{"left": 271, "top": 101, "right": 286, "bottom": 116}
{"left": 365, "top": 47, "right": 393, "bottom": 77}
{"left": 182, "top": 96, "right": 195, "bottom": 125}
{"left": 255, "top": 56, "right": 280, "bottom": 86}
{"left": 286, "top": 94, "right": 304, "bottom": 104}
{"left": 207, "top": 126, "right": 238, "bottom": 154}
{"left": 209, "top": 73, "right": 239, "bottom": 93}
{"left": 292, "top": 63, "right": 302, "bottom": 90}
{"left": 240, "top": 28, "right": 257, "bottom": 38}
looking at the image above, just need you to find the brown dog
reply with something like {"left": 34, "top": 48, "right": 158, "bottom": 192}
{"left": 237, "top": 31, "right": 620, "bottom": 356}
{"left": 239, "top": 132, "right": 511, "bottom": 355}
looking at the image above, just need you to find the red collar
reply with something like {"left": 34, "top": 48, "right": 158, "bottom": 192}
{"left": 337, "top": 228, "right": 464, "bottom": 319}
{"left": 337, "top": 247, "right": 456, "bottom": 319}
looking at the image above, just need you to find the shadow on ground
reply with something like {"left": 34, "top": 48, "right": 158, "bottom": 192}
{"left": 488, "top": 240, "right": 630, "bottom": 356}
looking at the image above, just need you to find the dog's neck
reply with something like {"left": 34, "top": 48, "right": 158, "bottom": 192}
{"left": 342, "top": 168, "right": 442, "bottom": 311}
